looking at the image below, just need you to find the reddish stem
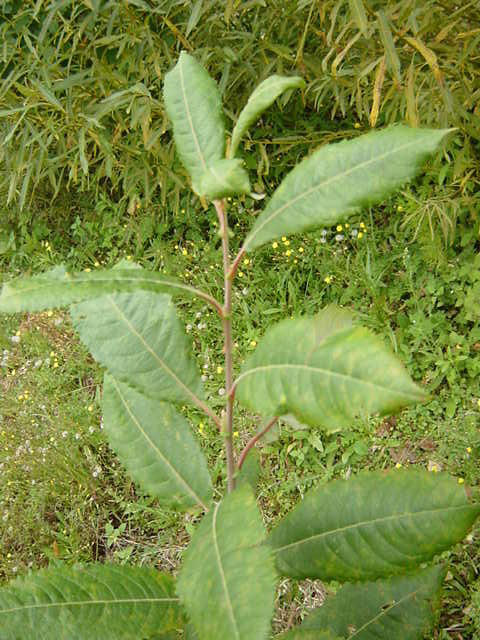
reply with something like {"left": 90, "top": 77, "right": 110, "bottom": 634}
{"left": 214, "top": 198, "right": 236, "bottom": 493}
{"left": 237, "top": 417, "right": 279, "bottom": 471}
{"left": 228, "top": 246, "right": 246, "bottom": 280}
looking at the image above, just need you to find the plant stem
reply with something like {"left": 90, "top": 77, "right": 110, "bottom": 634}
{"left": 228, "top": 247, "right": 246, "bottom": 280}
{"left": 214, "top": 198, "right": 236, "bottom": 493}
{"left": 236, "top": 417, "right": 278, "bottom": 471}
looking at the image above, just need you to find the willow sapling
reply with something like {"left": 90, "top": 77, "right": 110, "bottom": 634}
{"left": 0, "top": 52, "right": 478, "bottom": 640}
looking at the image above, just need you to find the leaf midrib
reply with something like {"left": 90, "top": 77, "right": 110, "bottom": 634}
{"left": 110, "top": 376, "right": 207, "bottom": 509}
{"left": 244, "top": 136, "right": 426, "bottom": 249}
{"left": 0, "top": 596, "right": 179, "bottom": 615}
{"left": 107, "top": 296, "right": 203, "bottom": 409}
{"left": 235, "top": 363, "right": 422, "bottom": 401}
{"left": 179, "top": 56, "right": 206, "bottom": 173}
{"left": 348, "top": 585, "right": 425, "bottom": 637}
{"left": 212, "top": 501, "right": 240, "bottom": 640}
{"left": 273, "top": 504, "right": 472, "bottom": 553}
{"left": 2, "top": 274, "right": 199, "bottom": 300}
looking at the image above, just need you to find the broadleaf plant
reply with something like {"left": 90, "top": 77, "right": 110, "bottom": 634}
{"left": 0, "top": 51, "right": 477, "bottom": 639}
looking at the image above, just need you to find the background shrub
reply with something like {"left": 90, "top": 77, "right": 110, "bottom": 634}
{"left": 0, "top": 0, "right": 478, "bottom": 225}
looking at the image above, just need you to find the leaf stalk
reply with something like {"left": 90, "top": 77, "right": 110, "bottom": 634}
{"left": 237, "top": 417, "right": 278, "bottom": 471}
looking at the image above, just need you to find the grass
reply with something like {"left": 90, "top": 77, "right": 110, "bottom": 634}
{"left": 1, "top": 180, "right": 479, "bottom": 637}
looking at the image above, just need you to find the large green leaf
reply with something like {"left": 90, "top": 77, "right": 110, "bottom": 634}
{"left": 177, "top": 484, "right": 276, "bottom": 640}
{"left": 164, "top": 51, "right": 225, "bottom": 193}
{"left": 198, "top": 158, "right": 251, "bottom": 199}
{"left": 229, "top": 75, "right": 305, "bottom": 158}
{"left": 0, "top": 564, "right": 181, "bottom": 639}
{"left": 299, "top": 565, "right": 445, "bottom": 639}
{"left": 243, "top": 126, "right": 451, "bottom": 250}
{"left": 103, "top": 375, "right": 212, "bottom": 510}
{"left": 267, "top": 470, "right": 480, "bottom": 582}
{"left": 235, "top": 306, "right": 425, "bottom": 432}
{"left": 71, "top": 291, "right": 203, "bottom": 407}
{"left": 0, "top": 264, "right": 214, "bottom": 313}
{"left": 281, "top": 632, "right": 342, "bottom": 640}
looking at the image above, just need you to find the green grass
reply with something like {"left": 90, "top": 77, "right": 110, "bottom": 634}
{"left": 1, "top": 186, "right": 479, "bottom": 636}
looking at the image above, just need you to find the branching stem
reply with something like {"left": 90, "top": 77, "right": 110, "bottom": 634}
{"left": 237, "top": 417, "right": 278, "bottom": 471}
{"left": 228, "top": 247, "right": 246, "bottom": 280}
{"left": 214, "top": 198, "right": 236, "bottom": 493}
{"left": 193, "top": 289, "right": 224, "bottom": 317}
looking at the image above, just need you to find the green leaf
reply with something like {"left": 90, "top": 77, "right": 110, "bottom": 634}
{"left": 300, "top": 565, "right": 445, "bottom": 639}
{"left": 177, "top": 484, "right": 276, "bottom": 640}
{"left": 236, "top": 447, "right": 261, "bottom": 492}
{"left": 243, "top": 126, "right": 452, "bottom": 250}
{"left": 0, "top": 264, "right": 216, "bottom": 313}
{"left": 281, "top": 632, "right": 342, "bottom": 640}
{"left": 103, "top": 375, "right": 212, "bottom": 510}
{"left": 281, "top": 631, "right": 342, "bottom": 640}
{"left": 198, "top": 158, "right": 251, "bottom": 199}
{"left": 376, "top": 10, "right": 402, "bottom": 84}
{"left": 164, "top": 51, "right": 225, "bottom": 192}
{"left": 229, "top": 75, "right": 305, "bottom": 158}
{"left": 268, "top": 470, "right": 480, "bottom": 582}
{"left": 236, "top": 306, "right": 425, "bottom": 432}
{"left": 0, "top": 564, "right": 181, "bottom": 639}
{"left": 349, "top": 0, "right": 369, "bottom": 36}
{"left": 71, "top": 291, "right": 203, "bottom": 407}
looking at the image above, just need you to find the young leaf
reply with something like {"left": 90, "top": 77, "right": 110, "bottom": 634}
{"left": 177, "top": 484, "right": 276, "bottom": 640}
{"left": 198, "top": 158, "right": 250, "bottom": 199}
{"left": 235, "top": 306, "right": 425, "bottom": 432}
{"left": 229, "top": 75, "right": 305, "bottom": 158}
{"left": 164, "top": 51, "right": 225, "bottom": 193}
{"left": 299, "top": 565, "right": 445, "bottom": 639}
{"left": 103, "top": 375, "right": 213, "bottom": 510}
{"left": 267, "top": 470, "right": 480, "bottom": 582}
{"left": 376, "top": 10, "right": 402, "bottom": 84}
{"left": 0, "top": 564, "right": 181, "bottom": 639}
{"left": 242, "top": 126, "right": 452, "bottom": 251}
{"left": 71, "top": 291, "right": 204, "bottom": 407}
{"left": 0, "top": 265, "right": 216, "bottom": 313}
